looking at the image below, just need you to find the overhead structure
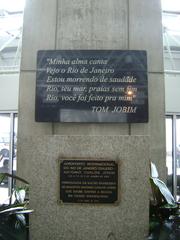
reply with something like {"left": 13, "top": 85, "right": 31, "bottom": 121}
{"left": 162, "top": 1, "right": 180, "bottom": 74}
{"left": 0, "top": 4, "right": 24, "bottom": 73}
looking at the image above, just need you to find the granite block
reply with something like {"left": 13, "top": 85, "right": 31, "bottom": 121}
{"left": 20, "top": 0, "right": 57, "bottom": 71}
{"left": 57, "top": 0, "right": 128, "bottom": 49}
{"left": 129, "top": 0, "right": 164, "bottom": 73}
{"left": 17, "top": 135, "right": 149, "bottom": 240}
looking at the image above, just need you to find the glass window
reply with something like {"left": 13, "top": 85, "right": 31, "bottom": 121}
{"left": 166, "top": 115, "right": 180, "bottom": 202}
{"left": 0, "top": 0, "right": 25, "bottom": 72}
{"left": 176, "top": 117, "right": 180, "bottom": 201}
{"left": 0, "top": 114, "right": 10, "bottom": 204}
{"left": 13, "top": 114, "right": 17, "bottom": 172}
{"left": 166, "top": 116, "right": 173, "bottom": 193}
{"left": 161, "top": 1, "right": 180, "bottom": 73}
{"left": 0, "top": 113, "right": 17, "bottom": 204}
{"left": 161, "top": 0, "right": 180, "bottom": 12}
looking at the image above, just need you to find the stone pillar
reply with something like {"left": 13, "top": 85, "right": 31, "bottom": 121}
{"left": 17, "top": 0, "right": 165, "bottom": 240}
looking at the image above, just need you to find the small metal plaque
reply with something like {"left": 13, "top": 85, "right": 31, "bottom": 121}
{"left": 60, "top": 159, "right": 118, "bottom": 204}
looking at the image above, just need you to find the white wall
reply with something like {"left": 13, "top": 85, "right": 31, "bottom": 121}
{"left": 0, "top": 73, "right": 19, "bottom": 111}
{"left": 165, "top": 73, "right": 180, "bottom": 113}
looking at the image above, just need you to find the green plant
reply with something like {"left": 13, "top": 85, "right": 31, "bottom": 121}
{"left": 0, "top": 173, "right": 33, "bottom": 240}
{"left": 148, "top": 163, "right": 180, "bottom": 240}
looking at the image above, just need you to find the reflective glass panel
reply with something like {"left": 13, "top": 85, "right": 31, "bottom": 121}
{"left": 0, "top": 114, "right": 10, "bottom": 204}
{"left": 13, "top": 114, "right": 18, "bottom": 172}
{"left": 166, "top": 117, "right": 173, "bottom": 193}
{"left": 176, "top": 117, "right": 180, "bottom": 201}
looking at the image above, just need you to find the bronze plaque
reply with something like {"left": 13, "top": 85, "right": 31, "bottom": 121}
{"left": 60, "top": 159, "right": 118, "bottom": 204}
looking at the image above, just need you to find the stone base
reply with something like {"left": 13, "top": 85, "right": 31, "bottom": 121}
{"left": 18, "top": 135, "right": 149, "bottom": 240}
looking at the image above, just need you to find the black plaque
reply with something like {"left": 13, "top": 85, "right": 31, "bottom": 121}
{"left": 60, "top": 159, "right": 118, "bottom": 204}
{"left": 36, "top": 50, "right": 148, "bottom": 122}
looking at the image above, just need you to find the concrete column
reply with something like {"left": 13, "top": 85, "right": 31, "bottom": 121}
{"left": 17, "top": 0, "right": 165, "bottom": 239}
